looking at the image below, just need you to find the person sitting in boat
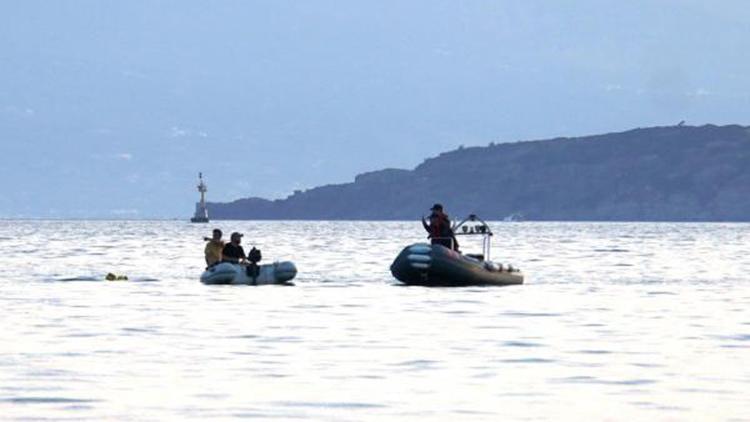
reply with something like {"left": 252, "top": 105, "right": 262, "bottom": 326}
{"left": 221, "top": 232, "right": 247, "bottom": 264}
{"left": 204, "top": 228, "right": 225, "bottom": 267}
{"left": 422, "top": 203, "right": 459, "bottom": 251}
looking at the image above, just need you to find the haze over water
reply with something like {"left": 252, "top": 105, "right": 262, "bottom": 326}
{"left": 1, "top": 220, "right": 749, "bottom": 420}
{"left": 4, "top": 1, "right": 750, "bottom": 218}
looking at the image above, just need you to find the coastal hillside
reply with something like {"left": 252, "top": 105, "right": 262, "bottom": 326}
{"left": 208, "top": 124, "right": 750, "bottom": 221}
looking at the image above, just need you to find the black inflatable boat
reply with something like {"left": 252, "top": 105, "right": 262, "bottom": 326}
{"left": 390, "top": 215, "right": 524, "bottom": 287}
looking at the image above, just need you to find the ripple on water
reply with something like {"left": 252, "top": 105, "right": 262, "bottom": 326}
{"left": 2, "top": 397, "right": 100, "bottom": 404}
{"left": 51, "top": 276, "right": 101, "bottom": 282}
{"left": 647, "top": 291, "right": 677, "bottom": 296}
{"left": 713, "top": 334, "right": 750, "bottom": 342}
{"left": 497, "top": 357, "right": 556, "bottom": 364}
{"left": 553, "top": 376, "right": 658, "bottom": 386}
{"left": 256, "top": 336, "right": 303, "bottom": 343}
{"left": 273, "top": 401, "right": 387, "bottom": 409}
{"left": 501, "top": 311, "right": 563, "bottom": 318}
{"left": 628, "top": 401, "right": 690, "bottom": 412}
{"left": 502, "top": 340, "right": 545, "bottom": 348}
{"left": 392, "top": 359, "right": 440, "bottom": 371}
{"left": 574, "top": 349, "right": 614, "bottom": 355}
{"left": 120, "top": 327, "right": 158, "bottom": 334}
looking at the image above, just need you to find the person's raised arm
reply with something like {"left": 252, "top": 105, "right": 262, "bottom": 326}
{"left": 421, "top": 215, "right": 430, "bottom": 233}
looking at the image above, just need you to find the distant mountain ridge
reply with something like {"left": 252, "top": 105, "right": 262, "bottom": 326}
{"left": 207, "top": 124, "right": 750, "bottom": 221}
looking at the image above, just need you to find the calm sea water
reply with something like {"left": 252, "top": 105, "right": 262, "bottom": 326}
{"left": 1, "top": 220, "right": 748, "bottom": 421}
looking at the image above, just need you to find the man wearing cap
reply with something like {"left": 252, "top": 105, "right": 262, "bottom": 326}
{"left": 204, "top": 228, "right": 225, "bottom": 267}
{"left": 222, "top": 232, "right": 247, "bottom": 264}
{"left": 422, "top": 203, "right": 459, "bottom": 251}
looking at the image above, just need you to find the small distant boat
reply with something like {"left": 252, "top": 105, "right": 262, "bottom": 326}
{"left": 391, "top": 214, "right": 524, "bottom": 287}
{"left": 200, "top": 261, "right": 298, "bottom": 285}
{"left": 503, "top": 212, "right": 525, "bottom": 222}
{"left": 190, "top": 172, "right": 209, "bottom": 223}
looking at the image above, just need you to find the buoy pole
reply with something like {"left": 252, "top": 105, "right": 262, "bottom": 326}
{"left": 198, "top": 172, "right": 207, "bottom": 210}
{"left": 197, "top": 172, "right": 208, "bottom": 220}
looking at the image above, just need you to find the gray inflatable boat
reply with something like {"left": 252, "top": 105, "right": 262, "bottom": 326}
{"left": 200, "top": 262, "right": 297, "bottom": 285}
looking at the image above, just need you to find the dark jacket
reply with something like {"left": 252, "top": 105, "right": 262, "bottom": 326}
{"left": 222, "top": 243, "right": 246, "bottom": 263}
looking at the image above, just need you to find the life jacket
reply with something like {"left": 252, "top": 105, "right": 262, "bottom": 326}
{"left": 429, "top": 212, "right": 452, "bottom": 238}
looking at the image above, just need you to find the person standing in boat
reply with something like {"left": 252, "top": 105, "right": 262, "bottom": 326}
{"left": 422, "top": 203, "right": 459, "bottom": 251}
{"left": 222, "top": 232, "right": 247, "bottom": 264}
{"left": 204, "top": 229, "right": 225, "bottom": 267}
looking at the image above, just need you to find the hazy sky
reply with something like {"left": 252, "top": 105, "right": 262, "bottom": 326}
{"left": 1, "top": 1, "right": 749, "bottom": 218}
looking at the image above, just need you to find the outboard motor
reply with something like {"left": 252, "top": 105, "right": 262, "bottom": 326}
{"left": 246, "top": 247, "right": 262, "bottom": 281}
